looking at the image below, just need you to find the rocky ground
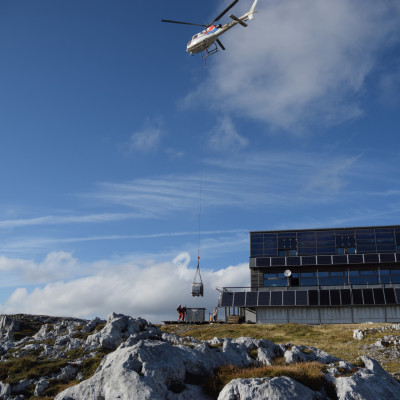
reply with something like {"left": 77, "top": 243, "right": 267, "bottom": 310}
{"left": 353, "top": 324, "right": 400, "bottom": 381}
{"left": 0, "top": 313, "right": 399, "bottom": 399}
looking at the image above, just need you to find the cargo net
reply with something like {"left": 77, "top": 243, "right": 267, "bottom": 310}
{"left": 191, "top": 259, "right": 204, "bottom": 297}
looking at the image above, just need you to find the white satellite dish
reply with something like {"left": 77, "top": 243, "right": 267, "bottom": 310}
{"left": 284, "top": 269, "right": 292, "bottom": 277}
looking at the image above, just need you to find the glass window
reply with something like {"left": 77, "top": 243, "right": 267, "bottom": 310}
{"left": 380, "top": 276, "right": 391, "bottom": 284}
{"left": 380, "top": 269, "right": 390, "bottom": 275}
{"left": 278, "top": 249, "right": 298, "bottom": 256}
{"left": 380, "top": 270, "right": 391, "bottom": 284}
{"left": 337, "top": 247, "right": 356, "bottom": 254}
{"left": 300, "top": 272, "right": 317, "bottom": 286}
{"left": 301, "top": 278, "right": 318, "bottom": 285}
{"left": 264, "top": 273, "right": 287, "bottom": 287}
{"left": 319, "top": 277, "right": 345, "bottom": 286}
{"left": 357, "top": 245, "right": 377, "bottom": 253}
{"left": 350, "top": 276, "right": 368, "bottom": 285}
{"left": 367, "top": 275, "right": 378, "bottom": 284}
{"left": 391, "top": 276, "right": 400, "bottom": 284}
{"left": 391, "top": 269, "right": 400, "bottom": 275}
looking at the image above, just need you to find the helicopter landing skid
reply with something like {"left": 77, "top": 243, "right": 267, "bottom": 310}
{"left": 203, "top": 43, "right": 219, "bottom": 65}
{"left": 206, "top": 43, "right": 219, "bottom": 56}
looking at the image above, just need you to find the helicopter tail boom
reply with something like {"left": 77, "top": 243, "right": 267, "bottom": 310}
{"left": 247, "top": 0, "right": 259, "bottom": 20}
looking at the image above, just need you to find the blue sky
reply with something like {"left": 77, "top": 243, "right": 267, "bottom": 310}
{"left": 0, "top": 0, "right": 400, "bottom": 322}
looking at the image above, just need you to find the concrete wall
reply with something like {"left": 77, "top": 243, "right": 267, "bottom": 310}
{"left": 256, "top": 306, "right": 400, "bottom": 324}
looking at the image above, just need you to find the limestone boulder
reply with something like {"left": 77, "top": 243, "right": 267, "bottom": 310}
{"left": 285, "top": 345, "right": 340, "bottom": 364}
{"left": 217, "top": 376, "right": 324, "bottom": 400}
{"left": 353, "top": 329, "right": 364, "bottom": 340}
{"left": 334, "top": 356, "right": 400, "bottom": 400}
{"left": 0, "top": 382, "right": 11, "bottom": 398}
{"left": 85, "top": 312, "right": 148, "bottom": 350}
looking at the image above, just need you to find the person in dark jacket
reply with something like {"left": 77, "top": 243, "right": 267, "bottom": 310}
{"left": 177, "top": 305, "right": 183, "bottom": 321}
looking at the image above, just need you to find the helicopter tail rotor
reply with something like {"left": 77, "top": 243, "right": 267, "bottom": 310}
{"left": 229, "top": 14, "right": 248, "bottom": 27}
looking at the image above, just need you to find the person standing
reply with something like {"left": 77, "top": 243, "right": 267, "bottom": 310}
{"left": 213, "top": 306, "right": 218, "bottom": 322}
{"left": 177, "top": 305, "right": 183, "bottom": 321}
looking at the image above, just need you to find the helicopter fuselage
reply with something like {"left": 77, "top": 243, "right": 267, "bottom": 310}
{"left": 162, "top": 0, "right": 259, "bottom": 56}
{"left": 186, "top": 21, "right": 237, "bottom": 54}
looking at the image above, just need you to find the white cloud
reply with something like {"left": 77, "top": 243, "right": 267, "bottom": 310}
{"left": 0, "top": 252, "right": 249, "bottom": 323}
{"left": 0, "top": 212, "right": 144, "bottom": 229}
{"left": 0, "top": 148, "right": 398, "bottom": 235}
{"left": 208, "top": 116, "right": 248, "bottom": 152}
{"left": 187, "top": 0, "right": 400, "bottom": 131}
{"left": 128, "top": 120, "right": 164, "bottom": 152}
{"left": 0, "top": 251, "right": 83, "bottom": 283}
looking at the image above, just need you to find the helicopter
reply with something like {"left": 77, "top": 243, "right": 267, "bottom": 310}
{"left": 162, "top": 0, "right": 259, "bottom": 56}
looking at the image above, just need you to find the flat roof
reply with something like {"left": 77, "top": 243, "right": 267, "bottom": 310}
{"left": 250, "top": 224, "right": 400, "bottom": 235}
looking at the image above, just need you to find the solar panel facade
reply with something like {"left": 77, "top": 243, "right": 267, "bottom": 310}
{"left": 219, "top": 286, "right": 400, "bottom": 311}
{"left": 246, "top": 291, "right": 258, "bottom": 307}
{"left": 233, "top": 292, "right": 246, "bottom": 307}
{"left": 221, "top": 292, "right": 233, "bottom": 307}
{"left": 283, "top": 291, "right": 295, "bottom": 305}
{"left": 258, "top": 291, "right": 270, "bottom": 306}
{"left": 271, "top": 291, "right": 282, "bottom": 306}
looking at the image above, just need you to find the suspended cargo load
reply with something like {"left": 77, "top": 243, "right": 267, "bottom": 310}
{"left": 191, "top": 257, "right": 204, "bottom": 297}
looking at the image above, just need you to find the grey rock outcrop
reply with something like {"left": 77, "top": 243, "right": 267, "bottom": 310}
{"left": 218, "top": 376, "right": 324, "bottom": 400}
{"left": 333, "top": 356, "right": 400, "bottom": 399}
{"left": 284, "top": 345, "right": 340, "bottom": 364}
{"left": 85, "top": 312, "right": 147, "bottom": 350}
{"left": 1, "top": 313, "right": 400, "bottom": 400}
{"left": 34, "top": 379, "right": 50, "bottom": 396}
{"left": 0, "top": 382, "right": 11, "bottom": 398}
{"left": 353, "top": 329, "right": 364, "bottom": 340}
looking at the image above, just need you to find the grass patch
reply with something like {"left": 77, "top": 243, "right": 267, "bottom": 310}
{"left": 249, "top": 349, "right": 258, "bottom": 360}
{"left": 0, "top": 348, "right": 112, "bottom": 399}
{"left": 81, "top": 348, "right": 112, "bottom": 379}
{"left": 42, "top": 379, "right": 79, "bottom": 397}
{"left": 0, "top": 356, "right": 69, "bottom": 385}
{"left": 12, "top": 319, "right": 45, "bottom": 341}
{"left": 161, "top": 322, "right": 400, "bottom": 375}
{"left": 204, "top": 361, "right": 331, "bottom": 399}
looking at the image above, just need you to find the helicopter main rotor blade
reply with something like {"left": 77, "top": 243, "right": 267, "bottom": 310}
{"left": 216, "top": 39, "right": 226, "bottom": 50}
{"left": 209, "top": 0, "right": 239, "bottom": 25}
{"left": 161, "top": 19, "right": 208, "bottom": 28}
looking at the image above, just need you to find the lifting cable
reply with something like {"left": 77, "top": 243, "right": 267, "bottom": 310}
{"left": 191, "top": 138, "right": 204, "bottom": 297}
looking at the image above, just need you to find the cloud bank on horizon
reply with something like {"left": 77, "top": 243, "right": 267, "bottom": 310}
{"left": 189, "top": 0, "right": 400, "bottom": 131}
{"left": 0, "top": 251, "right": 249, "bottom": 323}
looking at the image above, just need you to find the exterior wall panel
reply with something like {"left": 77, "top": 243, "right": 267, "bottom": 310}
{"left": 255, "top": 306, "right": 400, "bottom": 324}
